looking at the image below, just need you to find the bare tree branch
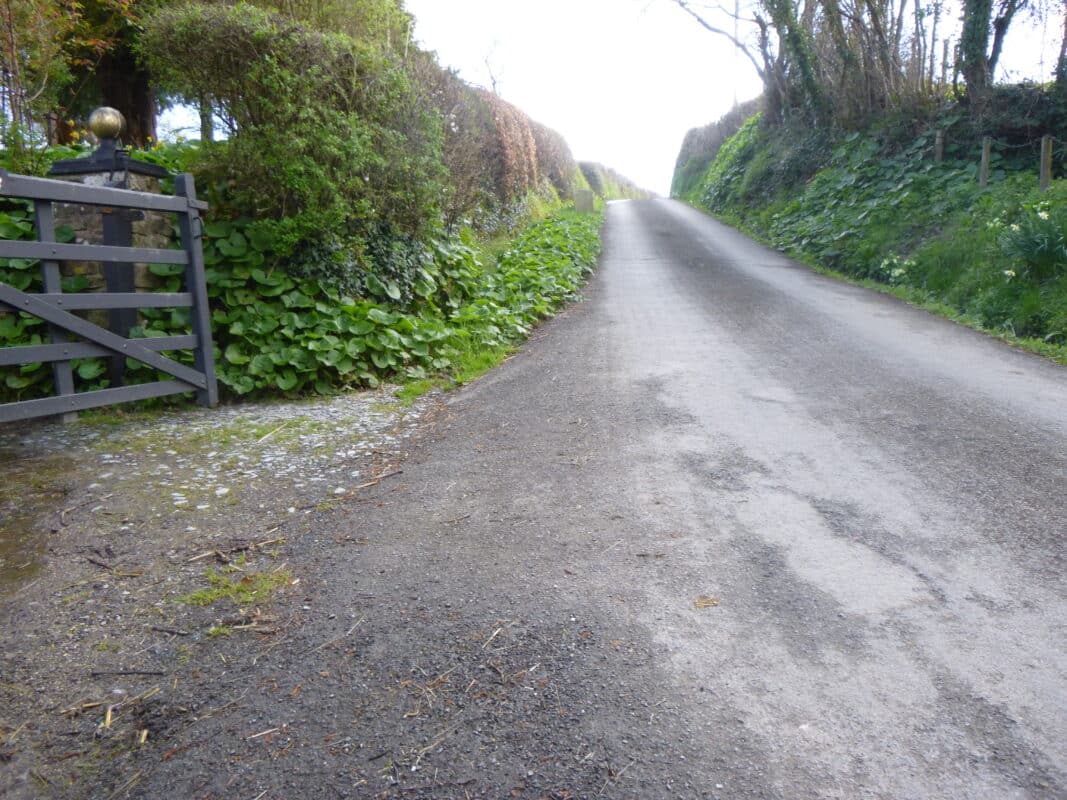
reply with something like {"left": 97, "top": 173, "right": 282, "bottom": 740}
{"left": 672, "top": 0, "right": 768, "bottom": 79}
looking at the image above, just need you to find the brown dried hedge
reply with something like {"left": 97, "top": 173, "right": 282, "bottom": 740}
{"left": 579, "top": 161, "right": 651, "bottom": 200}
{"left": 478, "top": 89, "right": 540, "bottom": 201}
{"left": 530, "top": 119, "right": 578, "bottom": 197}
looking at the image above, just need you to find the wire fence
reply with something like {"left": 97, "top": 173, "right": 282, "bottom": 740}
{"left": 933, "top": 131, "right": 1060, "bottom": 189}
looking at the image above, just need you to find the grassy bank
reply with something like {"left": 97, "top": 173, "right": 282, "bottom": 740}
{"left": 0, "top": 197, "right": 602, "bottom": 403}
{"left": 677, "top": 111, "right": 1067, "bottom": 361}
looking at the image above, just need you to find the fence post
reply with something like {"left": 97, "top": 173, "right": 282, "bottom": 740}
{"left": 174, "top": 174, "right": 219, "bottom": 408}
{"left": 979, "top": 136, "right": 992, "bottom": 187}
{"left": 574, "top": 189, "right": 595, "bottom": 213}
{"left": 47, "top": 106, "right": 172, "bottom": 388}
{"left": 34, "top": 201, "right": 77, "bottom": 422}
{"left": 1040, "top": 135, "right": 1053, "bottom": 191}
{"left": 101, "top": 208, "right": 136, "bottom": 387}
{"left": 934, "top": 130, "right": 944, "bottom": 163}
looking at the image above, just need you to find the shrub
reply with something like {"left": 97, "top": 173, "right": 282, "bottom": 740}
{"left": 139, "top": 2, "right": 445, "bottom": 289}
{"left": 578, "top": 162, "right": 649, "bottom": 200}
{"left": 998, "top": 199, "right": 1067, "bottom": 283}
{"left": 478, "top": 90, "right": 539, "bottom": 202}
{"left": 671, "top": 98, "right": 762, "bottom": 200}
{"left": 530, "top": 120, "right": 578, "bottom": 198}
{"left": 0, "top": 197, "right": 603, "bottom": 401}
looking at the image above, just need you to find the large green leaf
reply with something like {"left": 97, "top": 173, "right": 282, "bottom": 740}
{"left": 76, "top": 360, "right": 106, "bottom": 380}
{"left": 224, "top": 343, "right": 251, "bottom": 364}
{"left": 367, "top": 307, "right": 397, "bottom": 325}
{"left": 275, "top": 369, "right": 299, "bottom": 391}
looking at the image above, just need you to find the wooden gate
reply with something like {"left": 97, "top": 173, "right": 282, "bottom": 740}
{"left": 0, "top": 169, "right": 217, "bottom": 423}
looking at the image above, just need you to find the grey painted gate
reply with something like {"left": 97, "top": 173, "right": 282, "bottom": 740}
{"left": 0, "top": 169, "right": 218, "bottom": 423}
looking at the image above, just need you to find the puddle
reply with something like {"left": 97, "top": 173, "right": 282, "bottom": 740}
{"left": 0, "top": 449, "right": 72, "bottom": 597}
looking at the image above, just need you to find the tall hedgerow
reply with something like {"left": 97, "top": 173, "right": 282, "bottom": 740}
{"left": 139, "top": 2, "right": 445, "bottom": 294}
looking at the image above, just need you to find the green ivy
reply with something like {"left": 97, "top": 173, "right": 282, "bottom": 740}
{"left": 0, "top": 205, "right": 602, "bottom": 403}
{"left": 0, "top": 201, "right": 79, "bottom": 397}
{"left": 691, "top": 112, "right": 1067, "bottom": 345}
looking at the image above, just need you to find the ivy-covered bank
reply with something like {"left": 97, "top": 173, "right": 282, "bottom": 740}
{"left": 0, "top": 185, "right": 602, "bottom": 401}
{"left": 675, "top": 107, "right": 1067, "bottom": 361}
{"left": 1, "top": 0, "right": 648, "bottom": 408}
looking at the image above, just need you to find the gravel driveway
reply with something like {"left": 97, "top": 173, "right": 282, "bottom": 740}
{"left": 2, "top": 199, "right": 1065, "bottom": 799}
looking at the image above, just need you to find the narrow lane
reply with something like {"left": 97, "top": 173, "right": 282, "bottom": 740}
{"left": 594, "top": 199, "right": 1067, "bottom": 797}
{"left": 137, "top": 199, "right": 1066, "bottom": 799}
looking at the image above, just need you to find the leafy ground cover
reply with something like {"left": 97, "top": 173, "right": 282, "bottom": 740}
{"left": 0, "top": 194, "right": 602, "bottom": 401}
{"left": 682, "top": 112, "right": 1067, "bottom": 360}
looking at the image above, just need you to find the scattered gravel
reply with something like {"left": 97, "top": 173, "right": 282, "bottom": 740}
{"left": 0, "top": 386, "right": 442, "bottom": 799}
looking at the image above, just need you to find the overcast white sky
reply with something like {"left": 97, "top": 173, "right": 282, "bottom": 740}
{"left": 402, "top": 0, "right": 763, "bottom": 195}
{"left": 159, "top": 1, "right": 1061, "bottom": 196}
{"left": 401, "top": 0, "right": 1060, "bottom": 196}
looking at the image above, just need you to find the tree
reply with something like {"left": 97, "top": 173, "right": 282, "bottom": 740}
{"left": 1055, "top": 0, "right": 1067, "bottom": 88}
{"left": 140, "top": 2, "right": 445, "bottom": 284}
{"left": 0, "top": 0, "right": 71, "bottom": 162}
{"left": 958, "top": 0, "right": 1028, "bottom": 103}
{"left": 670, "top": 0, "right": 1033, "bottom": 127}
{"left": 54, "top": 0, "right": 158, "bottom": 146}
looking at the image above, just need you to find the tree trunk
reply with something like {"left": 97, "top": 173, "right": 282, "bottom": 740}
{"left": 959, "top": 0, "right": 992, "bottom": 109}
{"left": 199, "top": 97, "right": 214, "bottom": 142}
{"left": 928, "top": 0, "right": 941, "bottom": 86}
{"left": 1056, "top": 4, "right": 1067, "bottom": 100}
{"left": 1058, "top": 6, "right": 1067, "bottom": 81}
{"left": 987, "top": 0, "right": 1023, "bottom": 80}
{"left": 96, "top": 44, "right": 156, "bottom": 147}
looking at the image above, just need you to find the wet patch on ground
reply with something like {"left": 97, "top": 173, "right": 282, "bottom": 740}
{"left": 0, "top": 388, "right": 440, "bottom": 799}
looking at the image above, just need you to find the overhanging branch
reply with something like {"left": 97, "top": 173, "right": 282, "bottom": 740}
{"left": 672, "top": 0, "right": 768, "bottom": 79}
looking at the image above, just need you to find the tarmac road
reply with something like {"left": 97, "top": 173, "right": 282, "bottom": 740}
{"left": 137, "top": 199, "right": 1067, "bottom": 799}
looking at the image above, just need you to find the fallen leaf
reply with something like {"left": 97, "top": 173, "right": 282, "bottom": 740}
{"left": 694, "top": 595, "right": 719, "bottom": 609}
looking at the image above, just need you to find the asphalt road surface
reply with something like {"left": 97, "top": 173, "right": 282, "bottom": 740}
{"left": 139, "top": 199, "right": 1066, "bottom": 799}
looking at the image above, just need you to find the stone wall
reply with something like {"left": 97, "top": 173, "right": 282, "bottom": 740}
{"left": 52, "top": 171, "right": 173, "bottom": 292}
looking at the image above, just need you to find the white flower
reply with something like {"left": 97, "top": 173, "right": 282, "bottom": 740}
{"left": 1003, "top": 269, "right": 1016, "bottom": 279}
{"left": 1010, "top": 224, "right": 1021, "bottom": 232}
{"left": 1037, "top": 211, "right": 1049, "bottom": 221}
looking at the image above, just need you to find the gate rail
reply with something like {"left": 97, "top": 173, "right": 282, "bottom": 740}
{"left": 0, "top": 169, "right": 217, "bottom": 423}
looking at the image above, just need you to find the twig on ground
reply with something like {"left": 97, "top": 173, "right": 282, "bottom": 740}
{"left": 60, "top": 701, "right": 106, "bottom": 717}
{"left": 247, "top": 727, "right": 280, "bottom": 740}
{"left": 598, "top": 758, "right": 636, "bottom": 796}
{"left": 59, "top": 494, "right": 114, "bottom": 526}
{"left": 150, "top": 626, "right": 189, "bottom": 637}
{"left": 197, "top": 690, "right": 247, "bottom": 721}
{"left": 401, "top": 779, "right": 475, "bottom": 794}
{"left": 104, "top": 769, "right": 142, "bottom": 800}
{"left": 187, "top": 536, "right": 287, "bottom": 563}
{"left": 481, "top": 627, "right": 503, "bottom": 650}
{"left": 354, "top": 469, "right": 403, "bottom": 489}
{"left": 303, "top": 617, "right": 365, "bottom": 655}
{"left": 257, "top": 421, "right": 289, "bottom": 443}
{"left": 90, "top": 670, "right": 165, "bottom": 677}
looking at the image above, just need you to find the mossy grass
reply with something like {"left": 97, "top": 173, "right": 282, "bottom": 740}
{"left": 178, "top": 568, "right": 291, "bottom": 607}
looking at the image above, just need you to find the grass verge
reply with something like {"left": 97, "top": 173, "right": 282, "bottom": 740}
{"left": 178, "top": 568, "right": 292, "bottom": 607}
{"left": 394, "top": 208, "right": 604, "bottom": 403}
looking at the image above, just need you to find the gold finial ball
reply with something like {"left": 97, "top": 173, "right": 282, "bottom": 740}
{"left": 88, "top": 107, "right": 125, "bottom": 140}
